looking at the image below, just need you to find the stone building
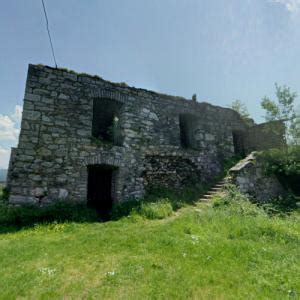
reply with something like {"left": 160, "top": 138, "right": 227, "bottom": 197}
{"left": 7, "top": 64, "right": 285, "bottom": 215}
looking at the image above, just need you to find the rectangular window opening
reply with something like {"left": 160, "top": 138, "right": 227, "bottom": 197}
{"left": 232, "top": 130, "right": 245, "bottom": 157}
{"left": 179, "top": 114, "right": 195, "bottom": 148}
{"left": 92, "top": 98, "right": 123, "bottom": 146}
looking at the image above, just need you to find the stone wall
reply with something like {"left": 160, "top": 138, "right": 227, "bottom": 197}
{"left": 7, "top": 64, "right": 284, "bottom": 205}
{"left": 245, "top": 121, "right": 286, "bottom": 153}
{"left": 229, "top": 153, "right": 286, "bottom": 202}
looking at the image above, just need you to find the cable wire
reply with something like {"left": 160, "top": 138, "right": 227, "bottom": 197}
{"left": 41, "top": 0, "right": 58, "bottom": 68}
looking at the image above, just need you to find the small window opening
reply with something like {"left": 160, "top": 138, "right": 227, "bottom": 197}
{"left": 232, "top": 130, "right": 245, "bottom": 157}
{"left": 87, "top": 164, "right": 117, "bottom": 220}
{"left": 179, "top": 114, "right": 196, "bottom": 148}
{"left": 92, "top": 98, "right": 123, "bottom": 145}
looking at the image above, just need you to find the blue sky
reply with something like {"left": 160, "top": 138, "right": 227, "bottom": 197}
{"left": 1, "top": 0, "right": 300, "bottom": 168}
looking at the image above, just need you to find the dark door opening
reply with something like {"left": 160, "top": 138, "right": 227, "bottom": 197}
{"left": 87, "top": 165, "right": 116, "bottom": 220}
{"left": 232, "top": 130, "right": 245, "bottom": 157}
{"left": 179, "top": 114, "right": 197, "bottom": 149}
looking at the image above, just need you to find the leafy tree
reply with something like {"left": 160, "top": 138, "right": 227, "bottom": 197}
{"left": 229, "top": 100, "right": 254, "bottom": 127}
{"left": 261, "top": 83, "right": 299, "bottom": 145}
{"left": 230, "top": 100, "right": 250, "bottom": 119}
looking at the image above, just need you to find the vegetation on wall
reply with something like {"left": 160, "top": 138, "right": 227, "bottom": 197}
{"left": 230, "top": 87, "right": 299, "bottom": 199}
{"left": 91, "top": 116, "right": 122, "bottom": 147}
{"left": 229, "top": 100, "right": 250, "bottom": 119}
{"left": 229, "top": 100, "right": 253, "bottom": 126}
{"left": 258, "top": 146, "right": 300, "bottom": 196}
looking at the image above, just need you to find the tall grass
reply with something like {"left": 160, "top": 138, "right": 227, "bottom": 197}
{"left": 0, "top": 187, "right": 298, "bottom": 299}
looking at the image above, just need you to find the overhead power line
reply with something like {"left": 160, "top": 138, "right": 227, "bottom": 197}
{"left": 41, "top": 0, "right": 58, "bottom": 68}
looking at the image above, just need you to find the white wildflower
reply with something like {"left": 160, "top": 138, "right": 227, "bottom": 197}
{"left": 39, "top": 267, "right": 56, "bottom": 276}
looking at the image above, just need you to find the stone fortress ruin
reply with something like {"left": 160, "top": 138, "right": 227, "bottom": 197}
{"left": 7, "top": 64, "right": 285, "bottom": 216}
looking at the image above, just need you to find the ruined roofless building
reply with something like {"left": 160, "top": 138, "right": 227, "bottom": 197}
{"left": 7, "top": 64, "right": 285, "bottom": 216}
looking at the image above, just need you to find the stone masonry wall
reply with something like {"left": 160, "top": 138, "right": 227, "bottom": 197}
{"left": 7, "top": 64, "right": 279, "bottom": 205}
{"left": 245, "top": 121, "right": 286, "bottom": 153}
{"left": 229, "top": 152, "right": 286, "bottom": 202}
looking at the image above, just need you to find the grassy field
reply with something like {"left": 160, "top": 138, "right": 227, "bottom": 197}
{"left": 0, "top": 186, "right": 299, "bottom": 299}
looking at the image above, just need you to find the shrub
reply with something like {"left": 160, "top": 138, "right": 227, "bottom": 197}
{"left": 214, "top": 184, "right": 298, "bottom": 216}
{"left": 212, "top": 185, "right": 267, "bottom": 217}
{"left": 111, "top": 199, "right": 140, "bottom": 220}
{"left": 135, "top": 199, "right": 173, "bottom": 220}
{"left": 111, "top": 198, "right": 173, "bottom": 221}
{"left": 145, "top": 183, "right": 207, "bottom": 209}
{"left": 259, "top": 146, "right": 300, "bottom": 195}
{"left": 0, "top": 186, "right": 9, "bottom": 202}
{"left": 222, "top": 155, "right": 243, "bottom": 175}
{"left": 262, "top": 194, "right": 299, "bottom": 214}
{"left": 111, "top": 197, "right": 174, "bottom": 220}
{"left": 111, "top": 183, "right": 209, "bottom": 220}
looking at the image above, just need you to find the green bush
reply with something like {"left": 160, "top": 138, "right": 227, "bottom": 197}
{"left": 0, "top": 186, "right": 9, "bottom": 202}
{"left": 135, "top": 199, "right": 173, "bottom": 220}
{"left": 212, "top": 185, "right": 265, "bottom": 216}
{"left": 262, "top": 194, "right": 299, "bottom": 214}
{"left": 2, "top": 188, "right": 9, "bottom": 201}
{"left": 111, "top": 199, "right": 140, "bottom": 220}
{"left": 213, "top": 184, "right": 259, "bottom": 213}
{"left": 222, "top": 155, "right": 243, "bottom": 176}
{"left": 145, "top": 183, "right": 207, "bottom": 208}
{"left": 213, "top": 184, "right": 299, "bottom": 215}
{"left": 111, "top": 184, "right": 209, "bottom": 220}
{"left": 111, "top": 197, "right": 174, "bottom": 220}
{"left": 259, "top": 146, "right": 300, "bottom": 195}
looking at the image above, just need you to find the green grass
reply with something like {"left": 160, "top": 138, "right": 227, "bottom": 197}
{"left": 0, "top": 188, "right": 299, "bottom": 299}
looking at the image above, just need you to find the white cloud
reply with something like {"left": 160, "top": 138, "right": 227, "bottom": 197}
{"left": 0, "top": 105, "right": 22, "bottom": 169}
{"left": 270, "top": 0, "right": 300, "bottom": 13}
{"left": 0, "top": 147, "right": 11, "bottom": 169}
{"left": 0, "top": 105, "right": 22, "bottom": 142}
{"left": 11, "top": 105, "right": 23, "bottom": 123}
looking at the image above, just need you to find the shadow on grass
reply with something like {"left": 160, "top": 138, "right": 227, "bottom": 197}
{"left": 111, "top": 182, "right": 211, "bottom": 220}
{"left": 0, "top": 182, "right": 213, "bottom": 234}
{"left": 0, "top": 201, "right": 99, "bottom": 234}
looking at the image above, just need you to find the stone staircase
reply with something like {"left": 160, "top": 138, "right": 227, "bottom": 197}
{"left": 200, "top": 178, "right": 228, "bottom": 202}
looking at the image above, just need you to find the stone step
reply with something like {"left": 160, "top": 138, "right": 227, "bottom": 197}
{"left": 211, "top": 187, "right": 223, "bottom": 191}
{"left": 214, "top": 184, "right": 225, "bottom": 188}
{"left": 208, "top": 189, "right": 222, "bottom": 194}
{"left": 197, "top": 177, "right": 227, "bottom": 203}
{"left": 199, "top": 198, "right": 210, "bottom": 202}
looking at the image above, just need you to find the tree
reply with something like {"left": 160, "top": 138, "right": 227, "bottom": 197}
{"left": 261, "top": 83, "right": 299, "bottom": 145}
{"left": 229, "top": 100, "right": 254, "bottom": 127}
{"left": 230, "top": 100, "right": 250, "bottom": 119}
